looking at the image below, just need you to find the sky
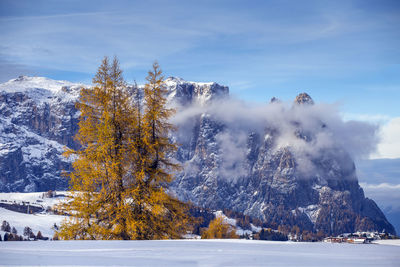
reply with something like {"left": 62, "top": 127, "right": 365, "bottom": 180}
{"left": 0, "top": 0, "right": 399, "bottom": 232}
{"left": 0, "top": 0, "right": 399, "bottom": 159}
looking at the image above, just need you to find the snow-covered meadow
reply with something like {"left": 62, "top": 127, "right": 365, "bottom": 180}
{"left": 1, "top": 192, "right": 399, "bottom": 266}
{"left": 1, "top": 239, "right": 399, "bottom": 267}
{"left": 0, "top": 192, "right": 67, "bottom": 238}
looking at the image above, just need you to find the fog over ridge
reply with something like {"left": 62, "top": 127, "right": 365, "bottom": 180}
{"left": 170, "top": 95, "right": 379, "bottom": 180}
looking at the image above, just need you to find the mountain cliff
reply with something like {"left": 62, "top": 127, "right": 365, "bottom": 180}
{"left": 0, "top": 76, "right": 82, "bottom": 191}
{"left": 0, "top": 76, "right": 395, "bottom": 235}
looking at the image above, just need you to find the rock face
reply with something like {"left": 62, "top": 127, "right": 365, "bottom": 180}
{"left": 0, "top": 76, "right": 395, "bottom": 235}
{"left": 166, "top": 78, "right": 395, "bottom": 235}
{"left": 0, "top": 76, "right": 82, "bottom": 192}
{"left": 294, "top": 92, "right": 314, "bottom": 105}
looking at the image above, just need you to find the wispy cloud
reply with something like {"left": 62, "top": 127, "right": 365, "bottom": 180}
{"left": 172, "top": 97, "right": 378, "bottom": 179}
{"left": 0, "top": 11, "right": 111, "bottom": 22}
{"left": 341, "top": 115, "right": 400, "bottom": 159}
{"left": 0, "top": 0, "right": 399, "bottom": 121}
{"left": 0, "top": 57, "right": 32, "bottom": 81}
{"left": 227, "top": 81, "right": 254, "bottom": 91}
{"left": 342, "top": 113, "right": 392, "bottom": 124}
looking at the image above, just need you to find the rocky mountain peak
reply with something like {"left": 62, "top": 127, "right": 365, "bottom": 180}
{"left": 0, "top": 76, "right": 84, "bottom": 95}
{"left": 0, "top": 76, "right": 395, "bottom": 235}
{"left": 270, "top": 97, "right": 280, "bottom": 103}
{"left": 164, "top": 77, "right": 229, "bottom": 106}
{"left": 294, "top": 93, "right": 314, "bottom": 105}
{"left": 15, "top": 75, "right": 29, "bottom": 81}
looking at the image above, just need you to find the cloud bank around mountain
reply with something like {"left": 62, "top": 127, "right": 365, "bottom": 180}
{"left": 172, "top": 96, "right": 379, "bottom": 179}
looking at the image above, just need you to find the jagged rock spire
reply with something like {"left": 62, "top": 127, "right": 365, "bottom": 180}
{"left": 294, "top": 93, "right": 314, "bottom": 105}
{"left": 270, "top": 97, "right": 280, "bottom": 103}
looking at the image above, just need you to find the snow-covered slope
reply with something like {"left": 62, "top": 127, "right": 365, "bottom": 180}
{"left": 0, "top": 207, "right": 65, "bottom": 238}
{"left": 0, "top": 192, "right": 67, "bottom": 238}
{"left": 0, "top": 76, "right": 83, "bottom": 95}
{"left": 1, "top": 239, "right": 399, "bottom": 267}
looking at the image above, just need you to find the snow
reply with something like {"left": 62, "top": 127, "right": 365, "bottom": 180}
{"left": 0, "top": 193, "right": 399, "bottom": 266}
{"left": 0, "top": 192, "right": 67, "bottom": 208}
{"left": 0, "top": 207, "right": 65, "bottom": 238}
{"left": 0, "top": 239, "right": 399, "bottom": 266}
{"left": 214, "top": 210, "right": 237, "bottom": 226}
{"left": 165, "top": 76, "right": 214, "bottom": 87}
{"left": 0, "top": 77, "right": 84, "bottom": 190}
{"left": 250, "top": 223, "right": 262, "bottom": 233}
{"left": 295, "top": 204, "right": 321, "bottom": 224}
{"left": 373, "top": 239, "right": 400, "bottom": 246}
{"left": 189, "top": 81, "right": 215, "bottom": 86}
{"left": 0, "top": 76, "right": 84, "bottom": 94}
{"left": 0, "top": 192, "right": 68, "bottom": 237}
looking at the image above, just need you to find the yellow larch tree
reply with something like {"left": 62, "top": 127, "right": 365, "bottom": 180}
{"left": 201, "top": 217, "right": 239, "bottom": 239}
{"left": 58, "top": 58, "right": 192, "bottom": 240}
{"left": 127, "top": 61, "right": 192, "bottom": 239}
{"left": 59, "top": 56, "right": 136, "bottom": 240}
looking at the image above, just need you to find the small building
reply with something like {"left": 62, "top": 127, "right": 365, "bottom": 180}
{"left": 347, "top": 237, "right": 366, "bottom": 244}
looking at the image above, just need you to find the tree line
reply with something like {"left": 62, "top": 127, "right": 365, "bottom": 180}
{"left": 1, "top": 220, "right": 48, "bottom": 241}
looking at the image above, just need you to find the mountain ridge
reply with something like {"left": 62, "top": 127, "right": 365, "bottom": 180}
{"left": 0, "top": 76, "right": 395, "bottom": 235}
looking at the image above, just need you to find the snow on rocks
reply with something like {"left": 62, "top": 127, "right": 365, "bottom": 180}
{"left": 0, "top": 76, "right": 84, "bottom": 94}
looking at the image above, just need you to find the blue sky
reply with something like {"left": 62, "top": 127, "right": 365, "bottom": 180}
{"left": 1, "top": 0, "right": 399, "bottom": 119}
{"left": 2, "top": 0, "right": 400, "bottom": 233}
{"left": 1, "top": 0, "right": 400, "bottom": 232}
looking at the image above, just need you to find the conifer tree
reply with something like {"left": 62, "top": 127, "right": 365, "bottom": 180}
{"left": 59, "top": 56, "right": 136, "bottom": 240}
{"left": 1, "top": 221, "right": 10, "bottom": 232}
{"left": 125, "top": 61, "right": 192, "bottom": 239}
{"left": 58, "top": 58, "right": 192, "bottom": 240}
{"left": 23, "top": 226, "right": 32, "bottom": 238}
{"left": 36, "top": 231, "right": 43, "bottom": 240}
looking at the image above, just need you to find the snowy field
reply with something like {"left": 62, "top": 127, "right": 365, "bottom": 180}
{"left": 1, "top": 239, "right": 399, "bottom": 267}
{"left": 1, "top": 192, "right": 399, "bottom": 266}
{"left": 0, "top": 192, "right": 68, "bottom": 238}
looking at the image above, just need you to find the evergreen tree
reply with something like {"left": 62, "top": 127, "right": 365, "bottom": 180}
{"left": 23, "top": 226, "right": 32, "bottom": 238}
{"left": 59, "top": 56, "right": 135, "bottom": 240}
{"left": 1, "top": 221, "right": 10, "bottom": 232}
{"left": 126, "top": 61, "right": 192, "bottom": 240}
{"left": 36, "top": 231, "right": 43, "bottom": 240}
{"left": 58, "top": 58, "right": 192, "bottom": 240}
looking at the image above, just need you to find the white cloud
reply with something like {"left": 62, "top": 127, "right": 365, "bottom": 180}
{"left": 172, "top": 97, "right": 379, "bottom": 180}
{"left": 342, "top": 113, "right": 391, "bottom": 124}
{"left": 371, "top": 117, "right": 400, "bottom": 159}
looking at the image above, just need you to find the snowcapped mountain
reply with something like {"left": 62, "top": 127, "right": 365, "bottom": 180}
{"left": 0, "top": 76, "right": 395, "bottom": 235}
{"left": 0, "top": 76, "right": 84, "bottom": 192}
{"left": 168, "top": 86, "right": 395, "bottom": 235}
